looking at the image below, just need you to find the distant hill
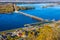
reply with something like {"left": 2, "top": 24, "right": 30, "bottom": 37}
{"left": 0, "top": 0, "right": 60, "bottom": 2}
{"left": 0, "top": 0, "right": 60, "bottom": 4}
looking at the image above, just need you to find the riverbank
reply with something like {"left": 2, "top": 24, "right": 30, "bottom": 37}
{"left": 0, "top": 3, "right": 35, "bottom": 13}
{"left": 0, "top": 21, "right": 50, "bottom": 33}
{"left": 0, "top": 3, "right": 18, "bottom": 13}
{"left": 0, "top": 21, "right": 60, "bottom": 40}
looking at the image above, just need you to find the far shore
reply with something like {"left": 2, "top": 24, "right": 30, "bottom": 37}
{"left": 0, "top": 3, "right": 35, "bottom": 13}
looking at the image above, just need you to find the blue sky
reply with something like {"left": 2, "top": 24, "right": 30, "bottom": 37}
{"left": 0, "top": 0, "right": 60, "bottom": 2}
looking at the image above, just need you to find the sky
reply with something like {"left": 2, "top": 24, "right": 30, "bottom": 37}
{"left": 0, "top": 0, "right": 60, "bottom": 2}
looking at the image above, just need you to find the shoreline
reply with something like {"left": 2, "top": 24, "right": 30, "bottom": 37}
{"left": 0, "top": 21, "right": 52, "bottom": 33}
{"left": 0, "top": 3, "right": 35, "bottom": 13}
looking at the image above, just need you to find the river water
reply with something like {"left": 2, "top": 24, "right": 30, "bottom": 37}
{"left": 0, "top": 4, "right": 60, "bottom": 31}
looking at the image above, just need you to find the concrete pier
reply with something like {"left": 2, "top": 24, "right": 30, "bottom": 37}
{"left": 16, "top": 11, "right": 44, "bottom": 21}
{"left": 14, "top": 4, "right": 44, "bottom": 21}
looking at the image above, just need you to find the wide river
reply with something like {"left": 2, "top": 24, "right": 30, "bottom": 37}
{"left": 0, "top": 4, "right": 60, "bottom": 31}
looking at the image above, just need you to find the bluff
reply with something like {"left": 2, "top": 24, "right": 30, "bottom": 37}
{"left": 0, "top": 3, "right": 35, "bottom": 13}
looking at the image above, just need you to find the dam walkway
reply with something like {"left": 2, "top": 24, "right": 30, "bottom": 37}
{"left": 13, "top": 4, "right": 44, "bottom": 21}
{"left": 15, "top": 11, "right": 44, "bottom": 21}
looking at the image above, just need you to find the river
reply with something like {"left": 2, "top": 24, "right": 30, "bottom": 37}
{"left": 0, "top": 3, "right": 60, "bottom": 31}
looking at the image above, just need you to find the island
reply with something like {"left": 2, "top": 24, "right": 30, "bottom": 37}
{"left": 41, "top": 4, "right": 58, "bottom": 8}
